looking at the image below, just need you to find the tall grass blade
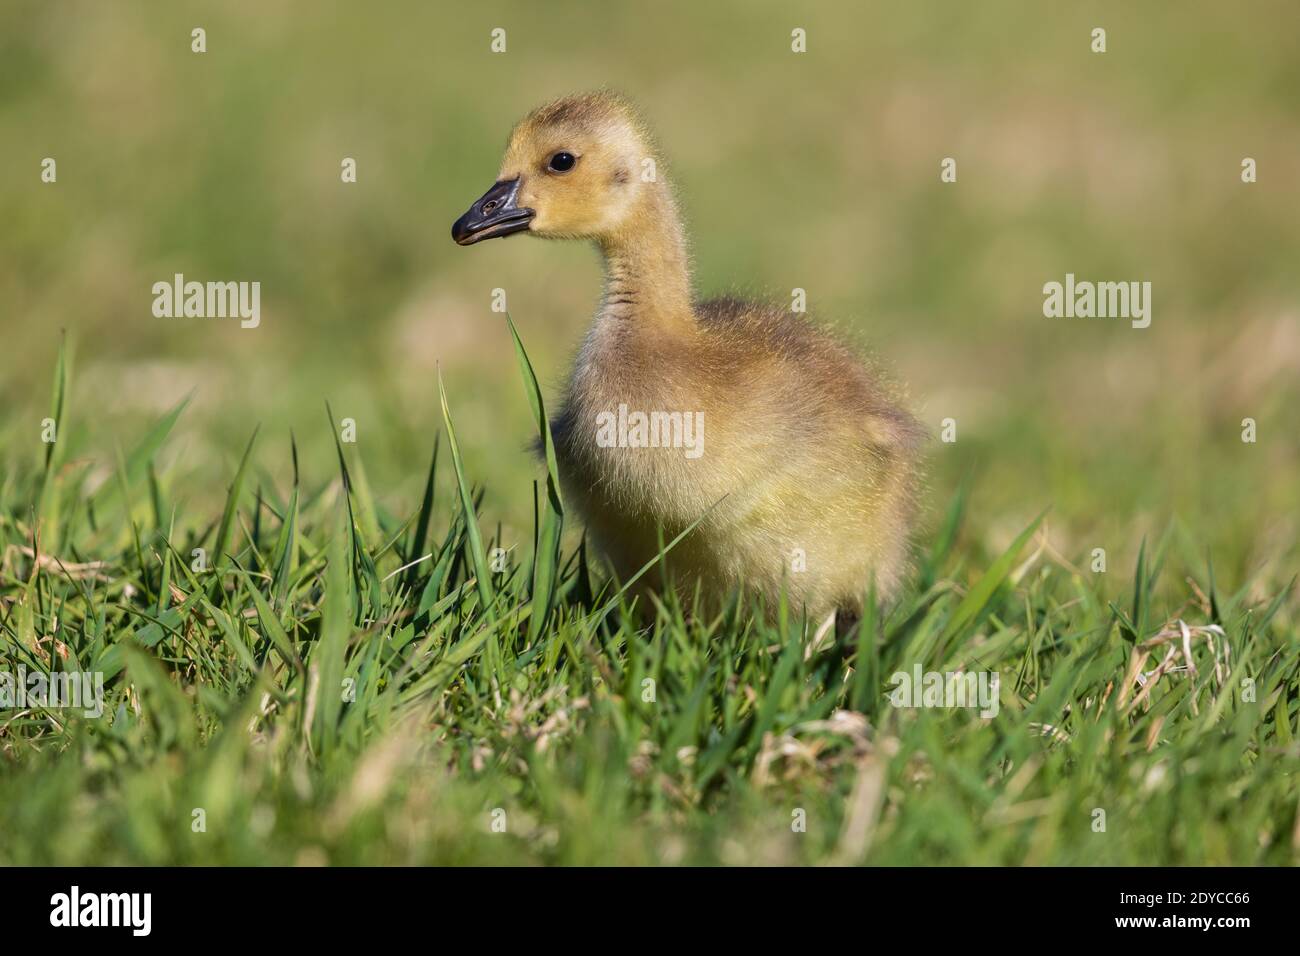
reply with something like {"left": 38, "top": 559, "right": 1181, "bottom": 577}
{"left": 506, "top": 314, "right": 565, "bottom": 643}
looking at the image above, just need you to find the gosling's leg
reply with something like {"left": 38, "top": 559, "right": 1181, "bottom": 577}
{"left": 834, "top": 606, "right": 861, "bottom": 643}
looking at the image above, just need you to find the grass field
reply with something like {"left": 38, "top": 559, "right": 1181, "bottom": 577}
{"left": 1, "top": 334, "right": 1296, "bottom": 866}
{"left": 1, "top": 2, "right": 1298, "bottom": 865}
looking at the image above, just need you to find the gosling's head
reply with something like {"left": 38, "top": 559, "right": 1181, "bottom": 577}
{"left": 452, "top": 92, "right": 656, "bottom": 246}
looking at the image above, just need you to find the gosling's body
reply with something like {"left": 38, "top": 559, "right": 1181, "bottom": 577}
{"left": 453, "top": 92, "right": 923, "bottom": 617}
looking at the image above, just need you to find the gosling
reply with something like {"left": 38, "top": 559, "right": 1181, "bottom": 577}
{"left": 452, "top": 92, "right": 923, "bottom": 621}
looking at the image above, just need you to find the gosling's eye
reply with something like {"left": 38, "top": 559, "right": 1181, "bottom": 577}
{"left": 548, "top": 151, "right": 577, "bottom": 173}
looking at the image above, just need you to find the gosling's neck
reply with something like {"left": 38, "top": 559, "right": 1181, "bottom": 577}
{"left": 595, "top": 181, "right": 693, "bottom": 333}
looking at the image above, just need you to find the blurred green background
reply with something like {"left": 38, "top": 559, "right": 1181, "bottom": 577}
{"left": 2, "top": 0, "right": 1297, "bottom": 591}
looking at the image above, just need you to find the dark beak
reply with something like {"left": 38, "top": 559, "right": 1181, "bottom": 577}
{"left": 451, "top": 178, "right": 534, "bottom": 245}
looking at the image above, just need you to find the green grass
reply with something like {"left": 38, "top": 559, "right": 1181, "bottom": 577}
{"left": 2, "top": 336, "right": 1296, "bottom": 866}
